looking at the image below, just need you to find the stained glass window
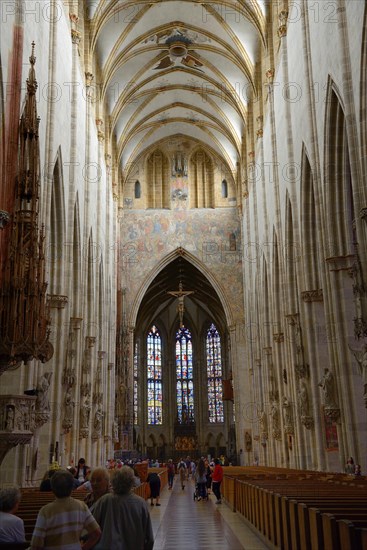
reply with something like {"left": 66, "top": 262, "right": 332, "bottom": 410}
{"left": 176, "top": 327, "right": 194, "bottom": 423}
{"left": 147, "top": 325, "right": 162, "bottom": 425}
{"left": 206, "top": 323, "right": 224, "bottom": 422}
{"left": 133, "top": 342, "right": 138, "bottom": 425}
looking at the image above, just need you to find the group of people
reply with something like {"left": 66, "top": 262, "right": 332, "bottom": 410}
{"left": 1, "top": 465, "right": 154, "bottom": 549}
{"left": 0, "top": 455, "right": 227, "bottom": 548}
{"left": 345, "top": 457, "right": 362, "bottom": 476}
{"left": 175, "top": 456, "right": 224, "bottom": 503}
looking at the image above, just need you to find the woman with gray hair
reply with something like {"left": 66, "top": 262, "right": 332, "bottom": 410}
{"left": 92, "top": 466, "right": 154, "bottom": 550}
{"left": 0, "top": 487, "right": 26, "bottom": 543}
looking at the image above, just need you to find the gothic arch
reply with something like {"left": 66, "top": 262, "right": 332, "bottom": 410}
{"left": 285, "top": 193, "right": 299, "bottom": 313}
{"left": 188, "top": 147, "right": 214, "bottom": 208}
{"left": 71, "top": 196, "right": 81, "bottom": 316}
{"left": 145, "top": 148, "right": 170, "bottom": 208}
{"left": 130, "top": 248, "right": 234, "bottom": 329}
{"left": 300, "top": 146, "right": 321, "bottom": 291}
{"left": 48, "top": 148, "right": 66, "bottom": 294}
{"left": 324, "top": 77, "right": 355, "bottom": 257}
{"left": 271, "top": 229, "right": 282, "bottom": 326}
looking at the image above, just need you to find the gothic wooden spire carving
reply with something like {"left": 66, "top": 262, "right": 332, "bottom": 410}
{"left": 0, "top": 43, "right": 53, "bottom": 374}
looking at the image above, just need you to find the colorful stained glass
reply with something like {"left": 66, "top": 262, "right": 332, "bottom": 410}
{"left": 147, "top": 325, "right": 163, "bottom": 425}
{"left": 206, "top": 323, "right": 224, "bottom": 423}
{"left": 176, "top": 326, "right": 194, "bottom": 423}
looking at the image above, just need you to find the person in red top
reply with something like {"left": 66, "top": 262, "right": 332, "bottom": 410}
{"left": 211, "top": 458, "right": 224, "bottom": 504}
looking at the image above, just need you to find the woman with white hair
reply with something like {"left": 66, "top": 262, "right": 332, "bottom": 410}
{"left": 92, "top": 466, "right": 154, "bottom": 550}
{"left": 0, "top": 487, "right": 26, "bottom": 543}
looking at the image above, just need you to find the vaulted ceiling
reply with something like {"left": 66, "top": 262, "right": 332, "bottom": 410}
{"left": 87, "top": 0, "right": 267, "bottom": 182}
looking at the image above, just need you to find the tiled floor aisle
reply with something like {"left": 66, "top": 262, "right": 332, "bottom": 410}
{"left": 150, "top": 477, "right": 269, "bottom": 550}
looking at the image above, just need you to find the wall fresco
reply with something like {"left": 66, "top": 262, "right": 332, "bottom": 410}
{"left": 120, "top": 208, "right": 243, "bottom": 321}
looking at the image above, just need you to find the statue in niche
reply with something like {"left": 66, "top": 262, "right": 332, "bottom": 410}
{"left": 35, "top": 372, "right": 53, "bottom": 412}
{"left": 271, "top": 402, "right": 281, "bottom": 439}
{"left": 282, "top": 396, "right": 294, "bottom": 433}
{"left": 80, "top": 396, "right": 91, "bottom": 429}
{"left": 349, "top": 344, "right": 367, "bottom": 402}
{"left": 5, "top": 406, "right": 15, "bottom": 431}
{"left": 318, "top": 368, "right": 338, "bottom": 409}
{"left": 93, "top": 407, "right": 103, "bottom": 434}
{"left": 259, "top": 409, "right": 268, "bottom": 435}
{"left": 63, "top": 388, "right": 74, "bottom": 429}
{"left": 245, "top": 431, "right": 252, "bottom": 452}
{"left": 298, "top": 382, "right": 310, "bottom": 418}
{"left": 113, "top": 419, "right": 119, "bottom": 442}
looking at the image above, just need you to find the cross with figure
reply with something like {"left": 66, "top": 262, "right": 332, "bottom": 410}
{"left": 167, "top": 281, "right": 195, "bottom": 327}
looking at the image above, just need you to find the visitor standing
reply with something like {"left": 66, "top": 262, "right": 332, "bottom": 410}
{"left": 177, "top": 457, "right": 187, "bottom": 490}
{"left": 211, "top": 458, "right": 224, "bottom": 504}
{"left": 167, "top": 459, "right": 175, "bottom": 489}
{"left": 92, "top": 467, "right": 154, "bottom": 550}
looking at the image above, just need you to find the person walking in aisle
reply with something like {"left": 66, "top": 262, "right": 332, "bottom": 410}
{"left": 194, "top": 458, "right": 207, "bottom": 501}
{"left": 177, "top": 457, "right": 187, "bottom": 490}
{"left": 167, "top": 459, "right": 175, "bottom": 489}
{"left": 211, "top": 458, "right": 224, "bottom": 504}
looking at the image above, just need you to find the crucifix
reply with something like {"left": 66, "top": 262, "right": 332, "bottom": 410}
{"left": 167, "top": 281, "right": 195, "bottom": 328}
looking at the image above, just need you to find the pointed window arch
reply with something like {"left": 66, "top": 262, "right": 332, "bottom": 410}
{"left": 206, "top": 323, "right": 224, "bottom": 422}
{"left": 134, "top": 180, "right": 141, "bottom": 199}
{"left": 147, "top": 325, "right": 162, "bottom": 425}
{"left": 176, "top": 327, "right": 194, "bottom": 423}
{"left": 222, "top": 179, "right": 228, "bottom": 198}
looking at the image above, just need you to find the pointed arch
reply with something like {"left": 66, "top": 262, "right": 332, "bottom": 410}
{"left": 189, "top": 147, "right": 214, "bottom": 208}
{"left": 130, "top": 248, "right": 234, "bottom": 329}
{"left": 48, "top": 148, "right": 66, "bottom": 294}
{"left": 324, "top": 77, "right": 355, "bottom": 256}
{"left": 98, "top": 257, "right": 105, "bottom": 342}
{"left": 71, "top": 195, "right": 81, "bottom": 316}
{"left": 271, "top": 229, "right": 282, "bottom": 326}
{"left": 206, "top": 322, "right": 224, "bottom": 423}
{"left": 134, "top": 180, "right": 141, "bottom": 199}
{"left": 147, "top": 324, "right": 163, "bottom": 425}
{"left": 86, "top": 229, "right": 96, "bottom": 327}
{"left": 300, "top": 146, "right": 321, "bottom": 290}
{"left": 175, "top": 326, "right": 194, "bottom": 424}
{"left": 285, "top": 192, "right": 299, "bottom": 313}
{"left": 145, "top": 148, "right": 170, "bottom": 208}
{"left": 221, "top": 179, "right": 228, "bottom": 198}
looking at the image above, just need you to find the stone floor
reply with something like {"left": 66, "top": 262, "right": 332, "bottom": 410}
{"left": 150, "top": 476, "right": 269, "bottom": 550}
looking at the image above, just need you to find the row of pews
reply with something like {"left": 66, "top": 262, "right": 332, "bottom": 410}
{"left": 221, "top": 466, "right": 367, "bottom": 550}
{"left": 1, "top": 468, "right": 167, "bottom": 548}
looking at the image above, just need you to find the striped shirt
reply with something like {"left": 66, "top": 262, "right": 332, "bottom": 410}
{"left": 30, "top": 496, "right": 100, "bottom": 549}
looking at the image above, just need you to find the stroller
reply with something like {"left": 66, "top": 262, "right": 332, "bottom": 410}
{"left": 193, "top": 481, "right": 208, "bottom": 501}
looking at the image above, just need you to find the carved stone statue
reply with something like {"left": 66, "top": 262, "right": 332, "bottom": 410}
{"left": 318, "top": 368, "right": 338, "bottom": 409}
{"left": 298, "top": 382, "right": 310, "bottom": 417}
{"left": 35, "top": 372, "right": 53, "bottom": 412}
{"left": 259, "top": 409, "right": 268, "bottom": 435}
{"left": 93, "top": 407, "right": 103, "bottom": 434}
{"left": 282, "top": 396, "right": 294, "bottom": 434}
{"left": 62, "top": 388, "right": 74, "bottom": 430}
{"left": 271, "top": 403, "right": 281, "bottom": 440}
{"left": 5, "top": 405, "right": 15, "bottom": 431}
{"left": 245, "top": 431, "right": 252, "bottom": 452}
{"left": 80, "top": 396, "right": 91, "bottom": 429}
{"left": 113, "top": 419, "right": 119, "bottom": 442}
{"left": 349, "top": 344, "right": 367, "bottom": 404}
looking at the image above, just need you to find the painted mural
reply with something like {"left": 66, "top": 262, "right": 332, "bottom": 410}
{"left": 120, "top": 208, "right": 243, "bottom": 320}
